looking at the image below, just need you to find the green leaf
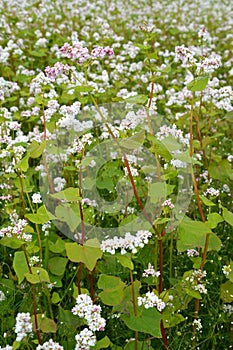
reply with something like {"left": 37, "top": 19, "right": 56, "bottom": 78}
{"left": 228, "top": 261, "right": 233, "bottom": 283}
{"left": 148, "top": 182, "right": 166, "bottom": 203}
{"left": 122, "top": 307, "right": 162, "bottom": 338}
{"left": 51, "top": 292, "right": 61, "bottom": 304}
{"left": 30, "top": 50, "right": 46, "bottom": 57}
{"left": 25, "top": 267, "right": 50, "bottom": 284}
{"left": 177, "top": 216, "right": 221, "bottom": 252}
{"left": 209, "top": 159, "right": 233, "bottom": 181}
{"left": 51, "top": 187, "right": 80, "bottom": 201}
{"left": 66, "top": 240, "right": 102, "bottom": 271}
{"left": 220, "top": 281, "right": 233, "bottom": 302}
{"left": 92, "top": 336, "right": 111, "bottom": 350}
{"left": 98, "top": 274, "right": 125, "bottom": 306}
{"left": 162, "top": 312, "right": 185, "bottom": 328}
{"left": 124, "top": 340, "right": 148, "bottom": 350}
{"left": 0, "top": 237, "right": 25, "bottom": 249}
{"left": 147, "top": 135, "right": 172, "bottom": 160}
{"left": 28, "top": 140, "right": 46, "bottom": 158}
{"left": 55, "top": 204, "right": 80, "bottom": 231}
{"left": 147, "top": 52, "right": 158, "bottom": 60}
{"left": 207, "top": 212, "right": 223, "bottom": 228}
{"left": 113, "top": 280, "right": 141, "bottom": 314}
{"left": 12, "top": 341, "right": 21, "bottom": 350}
{"left": 48, "top": 257, "right": 68, "bottom": 276}
{"left": 14, "top": 155, "right": 29, "bottom": 172}
{"left": 187, "top": 76, "right": 208, "bottom": 91}
{"left": 185, "top": 288, "right": 202, "bottom": 299}
{"left": 120, "top": 130, "right": 145, "bottom": 150}
{"left": 115, "top": 253, "right": 134, "bottom": 270}
{"left": 124, "top": 94, "right": 148, "bottom": 104}
{"left": 31, "top": 314, "right": 57, "bottom": 333}
{"left": 26, "top": 205, "right": 56, "bottom": 224}
{"left": 199, "top": 195, "right": 216, "bottom": 207}
{"left": 222, "top": 207, "right": 233, "bottom": 226}
{"left": 48, "top": 238, "right": 65, "bottom": 253}
{"left": 13, "top": 251, "right": 28, "bottom": 283}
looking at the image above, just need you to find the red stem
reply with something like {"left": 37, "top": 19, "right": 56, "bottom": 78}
{"left": 89, "top": 272, "right": 95, "bottom": 302}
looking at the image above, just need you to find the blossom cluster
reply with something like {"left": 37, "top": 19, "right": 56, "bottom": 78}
{"left": 71, "top": 294, "right": 105, "bottom": 349}
{"left": 138, "top": 291, "right": 166, "bottom": 312}
{"left": 14, "top": 312, "right": 33, "bottom": 342}
{"left": 0, "top": 211, "right": 31, "bottom": 242}
{"left": 36, "top": 339, "right": 64, "bottom": 349}
{"left": 45, "top": 62, "right": 71, "bottom": 81}
{"left": 185, "top": 270, "right": 207, "bottom": 295}
{"left": 142, "top": 263, "right": 160, "bottom": 278}
{"left": 162, "top": 199, "right": 174, "bottom": 209}
{"left": 60, "top": 42, "right": 114, "bottom": 64}
{"left": 72, "top": 294, "right": 106, "bottom": 332}
{"left": 100, "top": 230, "right": 152, "bottom": 255}
{"left": 204, "top": 187, "right": 220, "bottom": 197}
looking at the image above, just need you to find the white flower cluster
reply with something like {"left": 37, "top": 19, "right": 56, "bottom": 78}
{"left": 223, "top": 304, "right": 233, "bottom": 315}
{"left": 75, "top": 328, "right": 96, "bottom": 350}
{"left": 53, "top": 177, "right": 66, "bottom": 192}
{"left": 29, "top": 255, "right": 40, "bottom": 266}
{"left": 138, "top": 291, "right": 166, "bottom": 312}
{"left": 208, "top": 86, "right": 233, "bottom": 112}
{"left": 72, "top": 294, "right": 106, "bottom": 332}
{"left": 100, "top": 230, "right": 152, "bottom": 255}
{"left": 142, "top": 263, "right": 160, "bottom": 278}
{"left": 162, "top": 199, "right": 174, "bottom": 209}
{"left": 81, "top": 198, "right": 98, "bottom": 208}
{"left": 193, "top": 318, "right": 202, "bottom": 332}
{"left": 32, "top": 193, "right": 42, "bottom": 204}
{"left": 170, "top": 159, "right": 187, "bottom": 169}
{"left": 204, "top": 187, "right": 220, "bottom": 197}
{"left": 0, "top": 77, "right": 20, "bottom": 101}
{"left": 175, "top": 45, "right": 197, "bottom": 67}
{"left": 197, "top": 53, "right": 222, "bottom": 74}
{"left": 0, "top": 346, "right": 13, "bottom": 350}
{"left": 36, "top": 339, "right": 64, "bottom": 349}
{"left": 156, "top": 124, "right": 189, "bottom": 146}
{"left": 15, "top": 312, "right": 33, "bottom": 342}
{"left": 185, "top": 270, "right": 207, "bottom": 295}
{"left": 187, "top": 249, "right": 199, "bottom": 257}
{"left": 0, "top": 212, "right": 31, "bottom": 242}
{"left": 68, "top": 133, "right": 93, "bottom": 155}
{"left": 198, "top": 26, "right": 211, "bottom": 42}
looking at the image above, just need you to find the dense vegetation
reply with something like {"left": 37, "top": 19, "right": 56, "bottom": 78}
{"left": 0, "top": 0, "right": 232, "bottom": 349}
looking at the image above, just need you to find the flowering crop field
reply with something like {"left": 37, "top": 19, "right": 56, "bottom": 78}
{"left": 0, "top": 0, "right": 233, "bottom": 349}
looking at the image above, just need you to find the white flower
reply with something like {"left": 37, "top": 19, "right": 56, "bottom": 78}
{"left": 0, "top": 290, "right": 6, "bottom": 301}
{"left": 15, "top": 312, "right": 33, "bottom": 342}
{"left": 222, "top": 265, "right": 231, "bottom": 276}
{"left": 142, "top": 263, "right": 160, "bottom": 278}
{"left": 36, "top": 339, "right": 64, "bottom": 349}
{"left": 31, "top": 193, "right": 42, "bottom": 204}
{"left": 204, "top": 187, "right": 219, "bottom": 197}
{"left": 162, "top": 199, "right": 174, "bottom": 209}
{"left": 193, "top": 318, "right": 202, "bottom": 332}
{"left": 187, "top": 249, "right": 199, "bottom": 257}
{"left": 138, "top": 291, "right": 166, "bottom": 312}
{"left": 75, "top": 328, "right": 96, "bottom": 349}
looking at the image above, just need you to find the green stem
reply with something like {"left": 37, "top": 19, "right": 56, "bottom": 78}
{"left": 23, "top": 245, "right": 41, "bottom": 345}
{"left": 130, "top": 263, "right": 138, "bottom": 350}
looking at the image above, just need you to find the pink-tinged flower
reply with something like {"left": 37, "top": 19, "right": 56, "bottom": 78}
{"left": 91, "top": 46, "right": 114, "bottom": 58}
{"left": 45, "top": 62, "right": 70, "bottom": 80}
{"left": 142, "top": 263, "right": 160, "bottom": 278}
